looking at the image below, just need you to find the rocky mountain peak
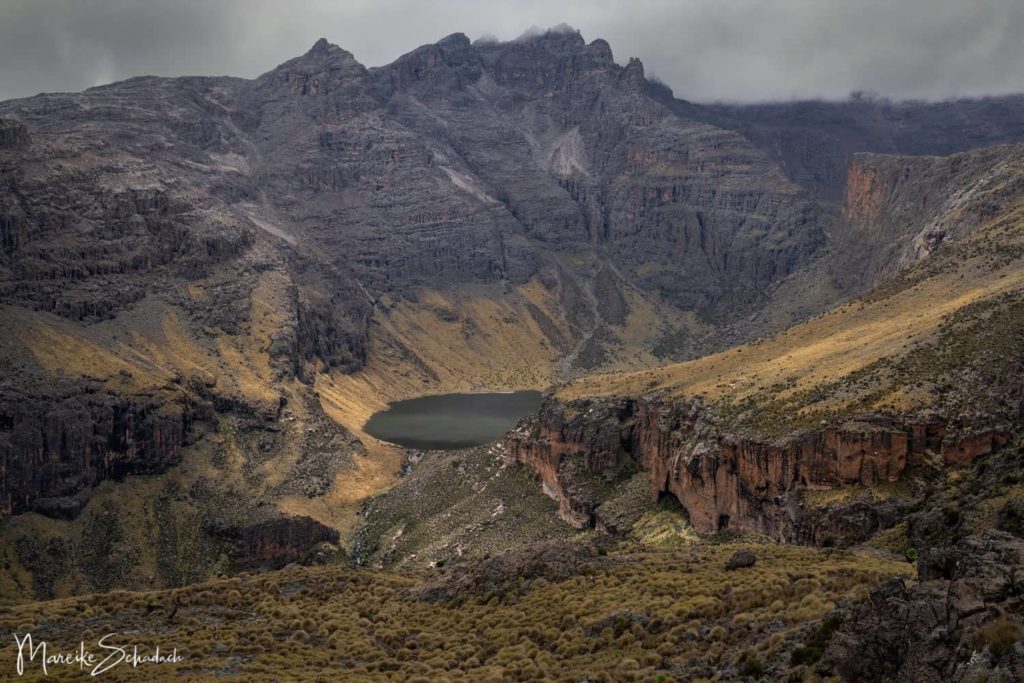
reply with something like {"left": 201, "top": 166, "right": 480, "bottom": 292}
{"left": 586, "top": 38, "right": 615, "bottom": 64}
{"left": 374, "top": 28, "right": 630, "bottom": 101}
{"left": 279, "top": 37, "right": 363, "bottom": 73}
{"left": 371, "top": 31, "right": 481, "bottom": 98}
{"left": 308, "top": 37, "right": 333, "bottom": 54}
{"left": 436, "top": 32, "right": 471, "bottom": 49}
{"left": 620, "top": 56, "right": 646, "bottom": 89}
{"left": 243, "top": 36, "right": 378, "bottom": 121}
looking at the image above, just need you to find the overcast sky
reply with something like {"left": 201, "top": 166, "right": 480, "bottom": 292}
{"left": 2, "top": 0, "right": 1024, "bottom": 103}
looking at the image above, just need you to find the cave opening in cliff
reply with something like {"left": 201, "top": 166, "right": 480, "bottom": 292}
{"left": 657, "top": 489, "right": 691, "bottom": 524}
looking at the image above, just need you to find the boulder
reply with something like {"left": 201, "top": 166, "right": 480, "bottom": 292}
{"left": 725, "top": 549, "right": 756, "bottom": 570}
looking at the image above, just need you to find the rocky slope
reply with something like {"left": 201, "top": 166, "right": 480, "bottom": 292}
{"left": 826, "top": 535, "right": 1024, "bottom": 682}
{"left": 505, "top": 141, "right": 1024, "bottom": 547}
{"left": 841, "top": 142, "right": 1024, "bottom": 286}
{"left": 661, "top": 91, "right": 1024, "bottom": 201}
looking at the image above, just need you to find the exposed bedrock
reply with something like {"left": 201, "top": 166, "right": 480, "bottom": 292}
{"left": 822, "top": 531, "right": 1024, "bottom": 682}
{"left": 0, "top": 118, "right": 30, "bottom": 149}
{"left": 211, "top": 514, "right": 341, "bottom": 571}
{"left": 504, "top": 396, "right": 1011, "bottom": 541}
{"left": 839, "top": 144, "right": 1024, "bottom": 286}
{"left": 0, "top": 380, "right": 200, "bottom": 519}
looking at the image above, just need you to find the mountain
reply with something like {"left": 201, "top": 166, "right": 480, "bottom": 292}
{"left": 657, "top": 89, "right": 1024, "bottom": 201}
{"left": 0, "top": 29, "right": 848, "bottom": 596}
{"left": 0, "top": 29, "right": 1023, "bottom": 678}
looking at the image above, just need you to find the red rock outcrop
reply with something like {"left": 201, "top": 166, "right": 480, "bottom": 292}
{"left": 504, "top": 396, "right": 1010, "bottom": 541}
{"left": 842, "top": 158, "right": 888, "bottom": 224}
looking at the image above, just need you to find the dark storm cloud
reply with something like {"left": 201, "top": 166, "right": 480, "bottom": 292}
{"left": 2, "top": 0, "right": 1023, "bottom": 103}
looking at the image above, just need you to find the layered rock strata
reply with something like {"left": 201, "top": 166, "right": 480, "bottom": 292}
{"left": 0, "top": 379, "right": 197, "bottom": 518}
{"left": 504, "top": 396, "right": 1010, "bottom": 540}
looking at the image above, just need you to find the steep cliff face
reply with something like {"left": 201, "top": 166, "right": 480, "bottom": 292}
{"left": 0, "top": 380, "right": 194, "bottom": 518}
{"left": 504, "top": 396, "right": 1010, "bottom": 541}
{"left": 374, "top": 29, "right": 825, "bottom": 319}
{"left": 0, "top": 118, "right": 29, "bottom": 149}
{"left": 840, "top": 144, "right": 1024, "bottom": 285}
{"left": 213, "top": 514, "right": 341, "bottom": 571}
{"left": 661, "top": 93, "right": 1024, "bottom": 200}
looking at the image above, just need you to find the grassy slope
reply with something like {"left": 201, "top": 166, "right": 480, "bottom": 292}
{"left": 354, "top": 446, "right": 576, "bottom": 569}
{"left": 0, "top": 543, "right": 910, "bottom": 682}
{"left": 559, "top": 205, "right": 1024, "bottom": 435}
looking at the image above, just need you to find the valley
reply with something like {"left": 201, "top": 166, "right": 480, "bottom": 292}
{"left": 0, "top": 23, "right": 1022, "bottom": 682}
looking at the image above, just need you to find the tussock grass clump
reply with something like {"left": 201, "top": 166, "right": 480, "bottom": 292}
{"left": 971, "top": 615, "right": 1024, "bottom": 657}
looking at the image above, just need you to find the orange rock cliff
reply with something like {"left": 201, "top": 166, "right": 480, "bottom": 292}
{"left": 504, "top": 396, "right": 1010, "bottom": 542}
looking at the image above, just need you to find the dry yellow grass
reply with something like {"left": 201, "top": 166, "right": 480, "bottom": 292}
{"left": 276, "top": 435, "right": 405, "bottom": 538}
{"left": 602, "top": 286, "right": 702, "bottom": 371}
{"left": 17, "top": 315, "right": 171, "bottom": 391}
{"left": 0, "top": 543, "right": 913, "bottom": 682}
{"left": 321, "top": 281, "right": 561, "bottom": 421}
{"left": 560, "top": 231, "right": 1024, "bottom": 405}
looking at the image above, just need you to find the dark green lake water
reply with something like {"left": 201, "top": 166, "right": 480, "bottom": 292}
{"left": 362, "top": 390, "right": 543, "bottom": 450}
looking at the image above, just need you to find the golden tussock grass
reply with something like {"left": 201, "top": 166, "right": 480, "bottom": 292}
{"left": 0, "top": 543, "right": 912, "bottom": 681}
{"left": 560, "top": 216, "right": 1024, "bottom": 420}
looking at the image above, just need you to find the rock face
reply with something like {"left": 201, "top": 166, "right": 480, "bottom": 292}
{"left": 841, "top": 144, "right": 1024, "bottom": 285}
{"left": 368, "top": 29, "right": 826, "bottom": 319}
{"left": 0, "top": 368, "right": 205, "bottom": 518}
{"left": 0, "top": 29, "right": 846, "bottom": 391}
{"left": 821, "top": 532, "right": 1024, "bottom": 682}
{"left": 0, "top": 379, "right": 193, "bottom": 517}
{"left": 0, "top": 118, "right": 29, "bottom": 148}
{"left": 504, "top": 396, "right": 1010, "bottom": 541}
{"left": 659, "top": 93, "right": 1024, "bottom": 200}
{"left": 215, "top": 515, "right": 341, "bottom": 571}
